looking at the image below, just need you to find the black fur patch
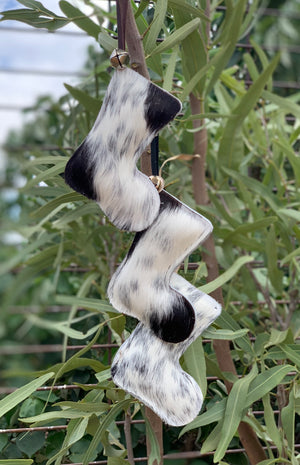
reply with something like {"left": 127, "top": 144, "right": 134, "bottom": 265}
{"left": 144, "top": 84, "right": 181, "bottom": 133}
{"left": 64, "top": 141, "right": 97, "bottom": 200}
{"left": 159, "top": 190, "right": 180, "bottom": 213}
{"left": 149, "top": 295, "right": 195, "bottom": 343}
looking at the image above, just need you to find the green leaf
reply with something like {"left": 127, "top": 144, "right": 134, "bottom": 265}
{"left": 254, "top": 460, "right": 291, "bottom": 465}
{"left": 55, "top": 401, "right": 109, "bottom": 413}
{"left": 215, "top": 311, "right": 253, "bottom": 354}
{"left": 223, "top": 168, "right": 279, "bottom": 213}
{"left": 202, "top": 328, "right": 249, "bottom": 340}
{"left": 262, "top": 90, "right": 300, "bottom": 120}
{"left": 59, "top": 1, "right": 101, "bottom": 39}
{"left": 143, "top": 409, "right": 162, "bottom": 465}
{"left": 184, "top": 335, "right": 207, "bottom": 399}
{"left": 173, "top": 8, "right": 207, "bottom": 98}
{"left": 277, "top": 208, "right": 300, "bottom": 222}
{"left": 180, "top": 46, "right": 229, "bottom": 101}
{"left": 279, "top": 344, "right": 300, "bottom": 369}
{"left": 0, "top": 461, "right": 33, "bottom": 465}
{"left": 55, "top": 295, "right": 116, "bottom": 314}
{"left": 281, "top": 246, "right": 300, "bottom": 265}
{"left": 22, "top": 409, "right": 91, "bottom": 425}
{"left": 179, "top": 398, "right": 227, "bottom": 437}
{"left": 53, "top": 202, "right": 101, "bottom": 229}
{"left": 201, "top": 419, "right": 224, "bottom": 455}
{"left": 149, "top": 18, "right": 201, "bottom": 56}
{"left": 224, "top": 217, "right": 278, "bottom": 240}
{"left": 27, "top": 314, "right": 101, "bottom": 339}
{"left": 266, "top": 225, "right": 283, "bottom": 293}
{"left": 214, "top": 365, "right": 258, "bottom": 462}
{"left": 281, "top": 386, "right": 295, "bottom": 451}
{"left": 163, "top": 46, "right": 178, "bottom": 92}
{"left": 108, "top": 458, "right": 131, "bottom": 465}
{"left": 0, "top": 233, "right": 54, "bottom": 275}
{"left": 144, "top": 0, "right": 168, "bottom": 53}
{"left": 46, "top": 417, "right": 89, "bottom": 465}
{"left": 16, "top": 431, "right": 45, "bottom": 458}
{"left": 64, "top": 84, "right": 102, "bottom": 114}
{"left": 0, "top": 373, "right": 54, "bottom": 417}
{"left": 246, "top": 365, "right": 294, "bottom": 407}
{"left": 1, "top": 0, "right": 68, "bottom": 30}
{"left": 95, "top": 369, "right": 112, "bottom": 384}
{"left": 82, "top": 399, "right": 132, "bottom": 465}
{"left": 264, "top": 328, "right": 290, "bottom": 349}
{"left": 98, "top": 31, "right": 118, "bottom": 53}
{"left": 217, "top": 54, "right": 280, "bottom": 170}
{"left": 199, "top": 255, "right": 254, "bottom": 294}
{"left": 32, "top": 192, "right": 83, "bottom": 217}
{"left": 205, "top": 0, "right": 247, "bottom": 96}
{"left": 21, "top": 161, "right": 66, "bottom": 190}
{"left": 262, "top": 394, "right": 282, "bottom": 454}
{"left": 169, "top": 0, "right": 209, "bottom": 21}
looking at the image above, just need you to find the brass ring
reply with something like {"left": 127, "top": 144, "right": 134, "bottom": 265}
{"left": 149, "top": 175, "right": 165, "bottom": 193}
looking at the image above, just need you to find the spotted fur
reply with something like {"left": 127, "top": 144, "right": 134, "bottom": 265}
{"left": 108, "top": 190, "right": 213, "bottom": 343}
{"left": 111, "top": 273, "right": 221, "bottom": 426}
{"left": 64, "top": 67, "right": 181, "bottom": 231}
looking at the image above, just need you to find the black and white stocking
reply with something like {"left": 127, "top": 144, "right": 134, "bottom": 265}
{"left": 111, "top": 273, "right": 221, "bottom": 427}
{"left": 64, "top": 67, "right": 181, "bottom": 231}
{"left": 108, "top": 190, "right": 213, "bottom": 343}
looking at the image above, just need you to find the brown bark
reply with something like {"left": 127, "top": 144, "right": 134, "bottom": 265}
{"left": 124, "top": 2, "right": 163, "bottom": 464}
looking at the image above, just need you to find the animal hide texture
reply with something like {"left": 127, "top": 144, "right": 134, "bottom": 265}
{"left": 64, "top": 67, "right": 181, "bottom": 231}
{"left": 63, "top": 63, "right": 222, "bottom": 426}
{"left": 108, "top": 190, "right": 214, "bottom": 343}
{"left": 111, "top": 273, "right": 221, "bottom": 427}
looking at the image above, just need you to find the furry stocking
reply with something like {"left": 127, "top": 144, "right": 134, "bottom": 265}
{"left": 111, "top": 273, "right": 221, "bottom": 426}
{"left": 64, "top": 67, "right": 181, "bottom": 231}
{"left": 108, "top": 190, "right": 213, "bottom": 343}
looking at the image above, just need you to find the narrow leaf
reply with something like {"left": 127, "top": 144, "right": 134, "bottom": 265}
{"left": 179, "top": 398, "right": 227, "bottom": 437}
{"left": 262, "top": 394, "right": 282, "bottom": 453}
{"left": 0, "top": 373, "right": 54, "bottom": 417}
{"left": 149, "top": 18, "right": 201, "bottom": 56}
{"left": 144, "top": 0, "right": 168, "bottom": 53}
{"left": 214, "top": 365, "right": 258, "bottom": 462}
{"left": 0, "top": 461, "right": 34, "bottom": 465}
{"left": 199, "top": 255, "right": 254, "bottom": 294}
{"left": 202, "top": 328, "right": 249, "bottom": 340}
{"left": 184, "top": 335, "right": 207, "bottom": 399}
{"left": 59, "top": 1, "right": 101, "bottom": 39}
{"left": 64, "top": 83, "right": 102, "bottom": 114}
{"left": 218, "top": 54, "right": 280, "bottom": 170}
{"left": 82, "top": 399, "right": 132, "bottom": 465}
{"left": 246, "top": 365, "right": 294, "bottom": 407}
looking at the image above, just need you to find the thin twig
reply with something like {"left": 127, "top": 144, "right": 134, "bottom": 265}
{"left": 124, "top": 408, "right": 135, "bottom": 465}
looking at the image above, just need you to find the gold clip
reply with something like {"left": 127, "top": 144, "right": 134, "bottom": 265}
{"left": 110, "top": 49, "right": 129, "bottom": 69}
{"left": 149, "top": 175, "right": 165, "bottom": 193}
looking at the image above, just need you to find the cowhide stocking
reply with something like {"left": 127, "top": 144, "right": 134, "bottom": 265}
{"left": 64, "top": 67, "right": 181, "bottom": 231}
{"left": 108, "top": 190, "right": 213, "bottom": 343}
{"left": 111, "top": 273, "right": 221, "bottom": 426}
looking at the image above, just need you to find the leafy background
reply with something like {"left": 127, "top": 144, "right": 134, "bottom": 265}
{"left": 0, "top": 1, "right": 299, "bottom": 464}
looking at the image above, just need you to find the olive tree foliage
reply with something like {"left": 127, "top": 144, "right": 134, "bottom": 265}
{"left": 0, "top": 1, "right": 299, "bottom": 464}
